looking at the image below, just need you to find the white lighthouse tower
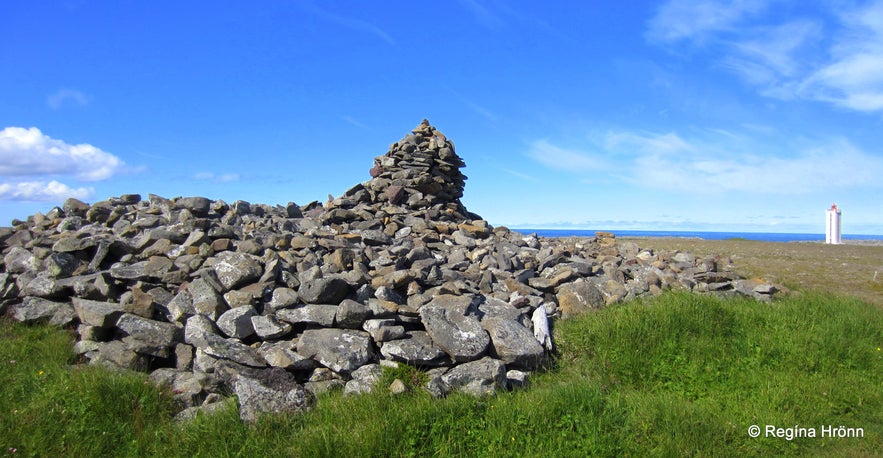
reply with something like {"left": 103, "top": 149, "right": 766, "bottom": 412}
{"left": 825, "top": 203, "right": 842, "bottom": 244}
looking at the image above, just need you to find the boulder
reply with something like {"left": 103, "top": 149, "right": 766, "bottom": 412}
{"left": 296, "top": 328, "right": 374, "bottom": 374}
{"left": 419, "top": 296, "right": 489, "bottom": 363}
{"left": 233, "top": 368, "right": 314, "bottom": 422}
{"left": 482, "top": 317, "right": 546, "bottom": 370}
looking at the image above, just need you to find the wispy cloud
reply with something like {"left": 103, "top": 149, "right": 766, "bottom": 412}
{"left": 501, "top": 168, "right": 539, "bottom": 182}
{"left": 458, "top": 0, "right": 506, "bottom": 30}
{"left": 648, "top": 0, "right": 883, "bottom": 113}
{"left": 299, "top": 1, "right": 395, "bottom": 45}
{"left": 341, "top": 115, "right": 368, "bottom": 129}
{"left": 194, "top": 172, "right": 241, "bottom": 183}
{"left": 526, "top": 139, "right": 608, "bottom": 172}
{"left": 46, "top": 88, "right": 89, "bottom": 110}
{"left": 645, "top": 0, "right": 768, "bottom": 44}
{"left": 444, "top": 85, "right": 499, "bottom": 122}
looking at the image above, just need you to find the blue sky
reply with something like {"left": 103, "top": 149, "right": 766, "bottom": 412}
{"left": 2, "top": 1, "right": 883, "bottom": 234}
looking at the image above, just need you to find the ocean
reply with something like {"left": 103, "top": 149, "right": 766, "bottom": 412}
{"left": 510, "top": 229, "right": 883, "bottom": 243}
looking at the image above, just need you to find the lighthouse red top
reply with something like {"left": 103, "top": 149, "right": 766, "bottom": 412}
{"left": 830, "top": 203, "right": 839, "bottom": 211}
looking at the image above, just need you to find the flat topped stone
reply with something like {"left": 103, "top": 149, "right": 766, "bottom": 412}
{"left": 419, "top": 295, "right": 489, "bottom": 363}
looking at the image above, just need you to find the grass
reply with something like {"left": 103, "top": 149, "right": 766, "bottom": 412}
{"left": 1, "top": 291, "right": 881, "bottom": 456}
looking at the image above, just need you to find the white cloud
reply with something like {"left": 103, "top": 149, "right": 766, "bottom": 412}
{"left": 0, "top": 180, "right": 92, "bottom": 202}
{"left": 0, "top": 127, "right": 124, "bottom": 181}
{"left": 646, "top": 0, "right": 768, "bottom": 43}
{"left": 529, "top": 130, "right": 883, "bottom": 195}
{"left": 46, "top": 89, "right": 89, "bottom": 109}
{"left": 526, "top": 139, "right": 608, "bottom": 172}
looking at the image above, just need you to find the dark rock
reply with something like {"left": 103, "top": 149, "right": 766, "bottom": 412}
{"left": 233, "top": 368, "right": 314, "bottom": 422}
{"left": 298, "top": 277, "right": 350, "bottom": 304}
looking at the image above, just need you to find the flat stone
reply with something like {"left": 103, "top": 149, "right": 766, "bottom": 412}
{"left": 251, "top": 315, "right": 292, "bottom": 339}
{"left": 72, "top": 297, "right": 123, "bottom": 328}
{"left": 12, "top": 297, "right": 66, "bottom": 324}
{"left": 116, "top": 313, "right": 182, "bottom": 347}
{"left": 419, "top": 296, "right": 489, "bottom": 363}
{"left": 379, "top": 330, "right": 450, "bottom": 366}
{"left": 276, "top": 304, "right": 338, "bottom": 327}
{"left": 439, "top": 356, "right": 507, "bottom": 396}
{"left": 296, "top": 328, "right": 374, "bottom": 374}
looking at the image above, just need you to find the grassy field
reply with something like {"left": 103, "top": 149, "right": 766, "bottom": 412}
{"left": 621, "top": 237, "right": 883, "bottom": 307}
{"left": 2, "top": 289, "right": 881, "bottom": 457}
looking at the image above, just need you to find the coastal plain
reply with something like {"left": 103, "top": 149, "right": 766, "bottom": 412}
{"left": 620, "top": 237, "right": 883, "bottom": 307}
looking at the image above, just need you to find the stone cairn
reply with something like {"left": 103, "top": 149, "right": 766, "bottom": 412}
{"left": 0, "top": 120, "right": 780, "bottom": 422}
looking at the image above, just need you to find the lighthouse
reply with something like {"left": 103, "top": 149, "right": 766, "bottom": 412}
{"left": 825, "top": 204, "right": 842, "bottom": 244}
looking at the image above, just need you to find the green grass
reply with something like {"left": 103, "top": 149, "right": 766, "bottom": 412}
{"left": 2, "top": 291, "right": 881, "bottom": 457}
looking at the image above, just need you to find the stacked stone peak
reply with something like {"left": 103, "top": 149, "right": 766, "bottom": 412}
{"left": 363, "top": 119, "right": 471, "bottom": 220}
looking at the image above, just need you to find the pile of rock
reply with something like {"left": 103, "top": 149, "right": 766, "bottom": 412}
{"left": 0, "top": 120, "right": 779, "bottom": 422}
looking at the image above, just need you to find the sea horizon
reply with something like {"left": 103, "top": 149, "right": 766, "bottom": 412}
{"left": 511, "top": 229, "right": 883, "bottom": 243}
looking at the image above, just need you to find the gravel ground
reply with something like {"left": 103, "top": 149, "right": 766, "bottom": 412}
{"left": 620, "top": 237, "right": 883, "bottom": 307}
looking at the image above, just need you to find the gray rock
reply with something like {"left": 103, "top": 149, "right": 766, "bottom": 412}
{"left": 344, "top": 363, "right": 383, "bottom": 395}
{"left": 164, "top": 289, "right": 195, "bottom": 323}
{"left": 21, "top": 273, "right": 63, "bottom": 298}
{"left": 199, "top": 333, "right": 267, "bottom": 367}
{"left": 268, "top": 287, "right": 299, "bottom": 309}
{"left": 276, "top": 304, "right": 338, "bottom": 327}
{"left": 379, "top": 330, "right": 450, "bottom": 366}
{"left": 43, "top": 252, "right": 79, "bottom": 278}
{"left": 556, "top": 279, "right": 605, "bottom": 317}
{"left": 439, "top": 356, "right": 507, "bottom": 396}
{"left": 72, "top": 297, "right": 123, "bottom": 328}
{"left": 335, "top": 299, "right": 371, "bottom": 329}
{"left": 188, "top": 278, "right": 228, "bottom": 321}
{"left": 250, "top": 315, "right": 292, "bottom": 340}
{"left": 212, "top": 252, "right": 263, "bottom": 291}
{"left": 258, "top": 341, "right": 317, "bottom": 370}
{"left": 296, "top": 328, "right": 375, "bottom": 374}
{"left": 176, "top": 197, "right": 212, "bottom": 215}
{"left": 109, "top": 261, "right": 151, "bottom": 281}
{"left": 419, "top": 296, "right": 489, "bottom": 363}
{"left": 233, "top": 368, "right": 314, "bottom": 422}
{"left": 116, "top": 313, "right": 182, "bottom": 347}
{"left": 298, "top": 277, "right": 351, "bottom": 304}
{"left": 4, "top": 247, "right": 39, "bottom": 273}
{"left": 482, "top": 318, "right": 546, "bottom": 370}
{"left": 216, "top": 305, "right": 258, "bottom": 339}
{"left": 12, "top": 297, "right": 65, "bottom": 323}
